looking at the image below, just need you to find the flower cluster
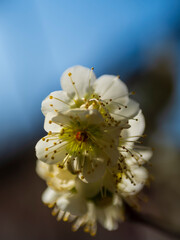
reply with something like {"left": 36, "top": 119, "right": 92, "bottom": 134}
{"left": 35, "top": 66, "right": 152, "bottom": 235}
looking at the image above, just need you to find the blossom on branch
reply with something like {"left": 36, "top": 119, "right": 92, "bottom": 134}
{"left": 35, "top": 65, "right": 152, "bottom": 235}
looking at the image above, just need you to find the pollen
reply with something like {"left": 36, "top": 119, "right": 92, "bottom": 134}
{"left": 68, "top": 72, "right": 72, "bottom": 76}
{"left": 76, "top": 131, "right": 88, "bottom": 142}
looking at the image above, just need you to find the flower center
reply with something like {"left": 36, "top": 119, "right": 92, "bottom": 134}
{"left": 89, "top": 188, "right": 113, "bottom": 207}
{"left": 76, "top": 131, "right": 88, "bottom": 142}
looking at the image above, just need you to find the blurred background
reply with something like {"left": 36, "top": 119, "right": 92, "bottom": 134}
{"left": 0, "top": 0, "right": 180, "bottom": 239}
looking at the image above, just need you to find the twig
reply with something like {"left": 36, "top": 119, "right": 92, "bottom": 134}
{"left": 125, "top": 203, "right": 180, "bottom": 239}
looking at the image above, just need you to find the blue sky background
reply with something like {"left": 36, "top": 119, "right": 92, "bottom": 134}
{"left": 0, "top": 0, "right": 180, "bottom": 163}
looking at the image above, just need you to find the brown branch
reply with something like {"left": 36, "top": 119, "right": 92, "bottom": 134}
{"left": 125, "top": 203, "right": 180, "bottom": 239}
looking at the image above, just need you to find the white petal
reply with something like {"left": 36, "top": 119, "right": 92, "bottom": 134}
{"left": 52, "top": 112, "right": 72, "bottom": 126}
{"left": 41, "top": 91, "right": 70, "bottom": 116}
{"left": 42, "top": 187, "right": 60, "bottom": 204}
{"left": 94, "top": 126, "right": 121, "bottom": 166}
{"left": 56, "top": 168, "right": 76, "bottom": 183}
{"left": 94, "top": 75, "right": 129, "bottom": 105}
{"left": 96, "top": 139, "right": 120, "bottom": 166}
{"left": 131, "top": 166, "right": 148, "bottom": 184}
{"left": 118, "top": 177, "right": 137, "bottom": 196}
{"left": 36, "top": 160, "right": 50, "bottom": 180}
{"left": 102, "top": 126, "right": 121, "bottom": 146}
{"left": 60, "top": 65, "right": 96, "bottom": 98}
{"left": 121, "top": 181, "right": 144, "bottom": 196}
{"left": 138, "top": 149, "right": 153, "bottom": 163}
{"left": 79, "top": 157, "right": 107, "bottom": 183}
{"left": 125, "top": 148, "right": 153, "bottom": 166}
{"left": 97, "top": 207, "right": 119, "bottom": 231}
{"left": 52, "top": 109, "right": 104, "bottom": 128}
{"left": 35, "top": 137, "right": 68, "bottom": 164}
{"left": 44, "top": 112, "right": 61, "bottom": 132}
{"left": 56, "top": 193, "right": 87, "bottom": 216}
{"left": 45, "top": 166, "right": 76, "bottom": 191}
{"left": 121, "top": 110, "right": 145, "bottom": 142}
{"left": 75, "top": 178, "right": 101, "bottom": 198}
{"left": 112, "top": 99, "right": 140, "bottom": 121}
{"left": 85, "top": 109, "right": 104, "bottom": 125}
{"left": 118, "top": 166, "right": 148, "bottom": 196}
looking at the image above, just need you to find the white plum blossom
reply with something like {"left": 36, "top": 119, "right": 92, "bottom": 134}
{"left": 36, "top": 161, "right": 124, "bottom": 236}
{"left": 36, "top": 108, "right": 125, "bottom": 182}
{"left": 35, "top": 65, "right": 146, "bottom": 181}
{"left": 41, "top": 65, "right": 139, "bottom": 123}
{"left": 36, "top": 160, "right": 76, "bottom": 192}
{"left": 36, "top": 158, "right": 149, "bottom": 236}
{"left": 35, "top": 65, "right": 153, "bottom": 235}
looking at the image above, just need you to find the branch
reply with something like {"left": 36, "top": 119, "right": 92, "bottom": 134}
{"left": 125, "top": 203, "right": 180, "bottom": 239}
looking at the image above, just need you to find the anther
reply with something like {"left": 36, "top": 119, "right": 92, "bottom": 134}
{"left": 68, "top": 72, "right": 72, "bottom": 76}
{"left": 58, "top": 164, "right": 63, "bottom": 169}
{"left": 49, "top": 96, "right": 53, "bottom": 99}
